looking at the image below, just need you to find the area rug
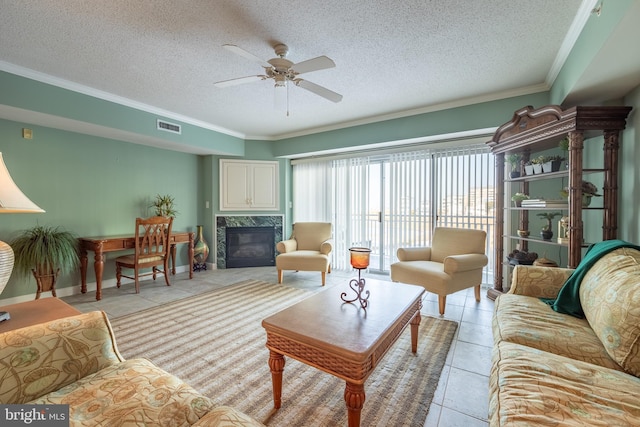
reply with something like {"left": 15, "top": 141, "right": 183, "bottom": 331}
{"left": 110, "top": 279, "right": 458, "bottom": 426}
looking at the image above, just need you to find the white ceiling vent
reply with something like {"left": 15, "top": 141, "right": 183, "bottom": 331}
{"left": 157, "top": 119, "right": 181, "bottom": 135}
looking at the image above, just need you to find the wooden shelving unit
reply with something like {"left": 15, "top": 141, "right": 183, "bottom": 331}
{"left": 486, "top": 105, "right": 632, "bottom": 299}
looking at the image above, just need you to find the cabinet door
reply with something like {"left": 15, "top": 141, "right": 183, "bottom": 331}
{"left": 220, "top": 160, "right": 279, "bottom": 211}
{"left": 221, "top": 161, "right": 251, "bottom": 210}
{"left": 250, "top": 162, "right": 278, "bottom": 209}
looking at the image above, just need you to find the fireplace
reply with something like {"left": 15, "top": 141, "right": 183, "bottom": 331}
{"left": 225, "top": 226, "right": 276, "bottom": 268}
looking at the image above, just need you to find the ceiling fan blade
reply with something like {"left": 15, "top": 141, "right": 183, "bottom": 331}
{"left": 292, "top": 56, "right": 336, "bottom": 75}
{"left": 214, "top": 75, "right": 266, "bottom": 88}
{"left": 295, "top": 79, "right": 343, "bottom": 103}
{"left": 222, "top": 44, "right": 272, "bottom": 68}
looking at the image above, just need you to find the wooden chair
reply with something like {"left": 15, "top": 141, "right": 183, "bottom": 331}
{"left": 116, "top": 216, "right": 173, "bottom": 293}
{"left": 390, "top": 227, "right": 488, "bottom": 315}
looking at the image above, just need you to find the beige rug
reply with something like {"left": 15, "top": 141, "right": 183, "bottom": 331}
{"left": 110, "top": 279, "right": 458, "bottom": 426}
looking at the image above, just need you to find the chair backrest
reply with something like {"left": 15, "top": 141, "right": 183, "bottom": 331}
{"left": 431, "top": 227, "right": 486, "bottom": 263}
{"left": 134, "top": 216, "right": 173, "bottom": 260}
{"left": 292, "top": 222, "right": 332, "bottom": 251}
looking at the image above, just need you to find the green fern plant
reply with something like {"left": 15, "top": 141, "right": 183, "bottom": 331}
{"left": 10, "top": 225, "right": 79, "bottom": 278}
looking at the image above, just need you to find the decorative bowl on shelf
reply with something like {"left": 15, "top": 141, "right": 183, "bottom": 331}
{"left": 507, "top": 249, "right": 538, "bottom": 266}
{"left": 517, "top": 230, "right": 530, "bottom": 237}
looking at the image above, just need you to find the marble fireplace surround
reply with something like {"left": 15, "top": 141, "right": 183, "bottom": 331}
{"left": 215, "top": 215, "right": 284, "bottom": 269}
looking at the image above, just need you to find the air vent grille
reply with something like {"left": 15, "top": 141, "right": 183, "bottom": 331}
{"left": 157, "top": 119, "right": 181, "bottom": 134}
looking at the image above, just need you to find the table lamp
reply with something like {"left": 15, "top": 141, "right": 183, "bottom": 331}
{"left": 341, "top": 247, "right": 371, "bottom": 309}
{"left": 0, "top": 152, "right": 45, "bottom": 321}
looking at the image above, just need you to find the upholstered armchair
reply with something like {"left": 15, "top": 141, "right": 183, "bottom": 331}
{"left": 276, "top": 222, "right": 333, "bottom": 286}
{"left": 390, "top": 227, "right": 488, "bottom": 315}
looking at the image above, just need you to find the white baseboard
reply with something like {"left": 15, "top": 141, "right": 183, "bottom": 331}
{"left": 0, "top": 263, "right": 213, "bottom": 306}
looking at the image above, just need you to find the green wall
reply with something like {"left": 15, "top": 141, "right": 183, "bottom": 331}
{"left": 0, "top": 119, "right": 200, "bottom": 298}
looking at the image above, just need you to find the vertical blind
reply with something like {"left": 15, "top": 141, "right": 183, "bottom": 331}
{"left": 292, "top": 143, "right": 495, "bottom": 279}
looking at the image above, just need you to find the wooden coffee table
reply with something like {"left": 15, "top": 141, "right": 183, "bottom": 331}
{"left": 262, "top": 281, "right": 424, "bottom": 426}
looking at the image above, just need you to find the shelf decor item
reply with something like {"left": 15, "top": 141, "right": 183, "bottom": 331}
{"left": 541, "top": 155, "right": 565, "bottom": 173}
{"left": 193, "top": 225, "right": 209, "bottom": 272}
{"left": 536, "top": 212, "right": 562, "bottom": 241}
{"left": 560, "top": 181, "right": 601, "bottom": 207}
{"left": 506, "top": 154, "right": 522, "bottom": 179}
{"left": 511, "top": 192, "right": 529, "bottom": 207}
{"left": 341, "top": 247, "right": 371, "bottom": 309}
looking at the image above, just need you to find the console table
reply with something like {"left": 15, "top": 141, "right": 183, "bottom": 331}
{"left": 79, "top": 231, "right": 194, "bottom": 300}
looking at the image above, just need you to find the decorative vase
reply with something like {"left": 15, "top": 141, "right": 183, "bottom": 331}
{"left": 193, "top": 225, "right": 209, "bottom": 272}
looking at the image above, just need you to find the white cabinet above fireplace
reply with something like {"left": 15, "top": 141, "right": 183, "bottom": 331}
{"left": 220, "top": 159, "right": 279, "bottom": 211}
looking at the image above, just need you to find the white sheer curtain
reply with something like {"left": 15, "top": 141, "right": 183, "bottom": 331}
{"left": 292, "top": 160, "right": 332, "bottom": 223}
{"left": 331, "top": 157, "right": 369, "bottom": 270}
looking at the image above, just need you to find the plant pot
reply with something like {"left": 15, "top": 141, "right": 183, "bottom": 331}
{"left": 513, "top": 200, "right": 523, "bottom": 207}
{"left": 532, "top": 164, "right": 542, "bottom": 174}
{"left": 582, "top": 195, "right": 593, "bottom": 207}
{"left": 509, "top": 171, "right": 521, "bottom": 179}
{"left": 540, "top": 230, "right": 553, "bottom": 241}
{"left": 33, "top": 268, "right": 60, "bottom": 299}
{"left": 542, "top": 160, "right": 563, "bottom": 173}
{"left": 517, "top": 230, "right": 530, "bottom": 238}
{"left": 524, "top": 165, "right": 534, "bottom": 176}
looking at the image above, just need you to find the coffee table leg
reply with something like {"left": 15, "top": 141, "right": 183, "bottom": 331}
{"left": 268, "top": 350, "right": 285, "bottom": 409}
{"left": 410, "top": 310, "right": 421, "bottom": 353}
{"left": 344, "top": 382, "right": 365, "bottom": 427}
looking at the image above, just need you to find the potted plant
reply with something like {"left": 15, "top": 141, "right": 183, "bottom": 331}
{"left": 151, "top": 194, "right": 178, "bottom": 217}
{"left": 530, "top": 156, "right": 544, "bottom": 174}
{"left": 511, "top": 192, "right": 529, "bottom": 207}
{"left": 506, "top": 154, "right": 522, "bottom": 179}
{"left": 10, "top": 225, "right": 80, "bottom": 298}
{"left": 560, "top": 181, "right": 601, "bottom": 207}
{"left": 541, "top": 155, "right": 565, "bottom": 173}
{"left": 536, "top": 212, "right": 562, "bottom": 241}
{"left": 524, "top": 161, "right": 534, "bottom": 176}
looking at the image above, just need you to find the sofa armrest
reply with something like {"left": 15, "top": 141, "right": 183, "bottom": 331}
{"left": 0, "top": 311, "right": 123, "bottom": 404}
{"left": 320, "top": 239, "right": 333, "bottom": 255}
{"left": 508, "top": 265, "right": 574, "bottom": 298}
{"left": 193, "top": 406, "right": 265, "bottom": 426}
{"left": 443, "top": 253, "right": 488, "bottom": 274}
{"left": 276, "top": 239, "right": 297, "bottom": 253}
{"left": 397, "top": 247, "right": 432, "bottom": 261}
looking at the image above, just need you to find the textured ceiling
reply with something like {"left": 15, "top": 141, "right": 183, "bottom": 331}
{"left": 0, "top": 0, "right": 612, "bottom": 141}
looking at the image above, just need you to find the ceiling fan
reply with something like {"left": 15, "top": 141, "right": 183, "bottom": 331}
{"left": 214, "top": 44, "right": 343, "bottom": 104}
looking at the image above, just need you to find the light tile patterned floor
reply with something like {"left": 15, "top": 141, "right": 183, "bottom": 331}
{"left": 63, "top": 266, "right": 494, "bottom": 426}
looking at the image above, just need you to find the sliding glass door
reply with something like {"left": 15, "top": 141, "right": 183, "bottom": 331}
{"left": 292, "top": 144, "right": 495, "bottom": 279}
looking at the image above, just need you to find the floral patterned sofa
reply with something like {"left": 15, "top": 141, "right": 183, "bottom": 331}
{"left": 0, "top": 310, "right": 264, "bottom": 427}
{"left": 490, "top": 246, "right": 640, "bottom": 426}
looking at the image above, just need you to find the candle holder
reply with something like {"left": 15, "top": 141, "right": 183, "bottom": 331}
{"left": 341, "top": 247, "right": 371, "bottom": 309}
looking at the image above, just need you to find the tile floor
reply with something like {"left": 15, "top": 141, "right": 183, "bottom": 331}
{"left": 62, "top": 266, "right": 494, "bottom": 427}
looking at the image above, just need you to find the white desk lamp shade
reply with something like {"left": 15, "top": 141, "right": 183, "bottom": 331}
{"left": 0, "top": 152, "right": 45, "bottom": 295}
